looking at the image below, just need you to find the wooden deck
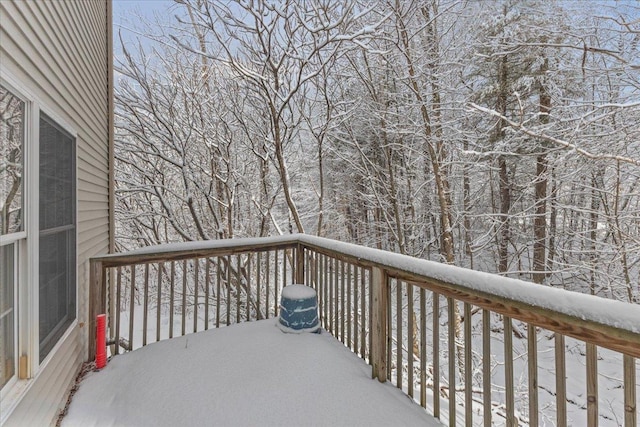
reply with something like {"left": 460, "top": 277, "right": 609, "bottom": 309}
{"left": 62, "top": 320, "right": 441, "bottom": 426}
{"left": 87, "top": 235, "right": 640, "bottom": 426}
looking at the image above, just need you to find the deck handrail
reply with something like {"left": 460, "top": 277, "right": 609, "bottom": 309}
{"left": 89, "top": 235, "right": 299, "bottom": 265}
{"left": 89, "top": 234, "right": 639, "bottom": 427}
{"left": 92, "top": 234, "right": 640, "bottom": 353}
{"left": 295, "top": 235, "right": 640, "bottom": 356}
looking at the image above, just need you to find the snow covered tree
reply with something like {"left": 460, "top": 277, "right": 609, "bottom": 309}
{"left": 175, "top": 0, "right": 381, "bottom": 234}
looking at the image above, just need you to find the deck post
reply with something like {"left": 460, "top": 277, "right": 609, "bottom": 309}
{"left": 371, "top": 266, "right": 388, "bottom": 382}
{"left": 295, "top": 243, "right": 305, "bottom": 284}
{"left": 88, "top": 259, "right": 105, "bottom": 361}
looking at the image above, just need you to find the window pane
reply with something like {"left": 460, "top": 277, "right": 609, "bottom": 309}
{"left": 39, "top": 113, "right": 76, "bottom": 362}
{"left": 39, "top": 114, "right": 74, "bottom": 230}
{"left": 1, "top": 244, "right": 16, "bottom": 389}
{"left": 0, "top": 84, "right": 25, "bottom": 235}
{"left": 39, "top": 230, "right": 76, "bottom": 361}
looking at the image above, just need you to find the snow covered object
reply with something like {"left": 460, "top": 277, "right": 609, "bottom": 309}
{"left": 278, "top": 285, "right": 320, "bottom": 333}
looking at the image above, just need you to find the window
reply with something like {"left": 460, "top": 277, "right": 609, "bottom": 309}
{"left": 0, "top": 81, "right": 77, "bottom": 391}
{"left": 38, "top": 113, "right": 76, "bottom": 362}
{"left": 1, "top": 83, "right": 24, "bottom": 392}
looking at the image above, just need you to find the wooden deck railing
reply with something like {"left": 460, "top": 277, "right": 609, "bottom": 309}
{"left": 89, "top": 234, "right": 639, "bottom": 427}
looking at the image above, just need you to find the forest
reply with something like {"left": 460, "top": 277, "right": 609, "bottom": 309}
{"left": 114, "top": 0, "right": 640, "bottom": 304}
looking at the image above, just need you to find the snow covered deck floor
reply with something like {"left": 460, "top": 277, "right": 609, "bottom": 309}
{"left": 62, "top": 319, "right": 441, "bottom": 426}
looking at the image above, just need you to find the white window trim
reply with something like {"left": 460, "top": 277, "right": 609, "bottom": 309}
{"left": 0, "top": 68, "right": 79, "bottom": 407}
{"left": 36, "top": 107, "right": 79, "bottom": 369}
{"left": 0, "top": 242, "right": 19, "bottom": 397}
{"left": 0, "top": 73, "right": 32, "bottom": 419}
{"left": 0, "top": 232, "right": 26, "bottom": 246}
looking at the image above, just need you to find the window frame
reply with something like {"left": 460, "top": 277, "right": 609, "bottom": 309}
{"left": 0, "top": 242, "right": 18, "bottom": 393}
{"left": 37, "top": 111, "right": 77, "bottom": 363}
{"left": 0, "top": 70, "right": 79, "bottom": 402}
{"left": 0, "top": 78, "right": 28, "bottom": 402}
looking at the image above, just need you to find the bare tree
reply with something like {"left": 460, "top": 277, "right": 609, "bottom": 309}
{"left": 176, "top": 0, "right": 381, "bottom": 234}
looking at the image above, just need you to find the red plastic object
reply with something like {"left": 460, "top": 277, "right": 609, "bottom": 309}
{"left": 96, "top": 314, "right": 107, "bottom": 369}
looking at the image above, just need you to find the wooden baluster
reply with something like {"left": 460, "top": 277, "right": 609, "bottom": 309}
{"left": 317, "top": 254, "right": 322, "bottom": 328}
{"left": 129, "top": 266, "right": 136, "bottom": 350}
{"left": 265, "top": 251, "right": 270, "bottom": 320}
{"left": 236, "top": 254, "right": 241, "bottom": 324}
{"left": 180, "top": 260, "right": 187, "bottom": 335}
{"left": 307, "top": 250, "right": 311, "bottom": 285}
{"left": 274, "top": 250, "right": 279, "bottom": 316}
{"left": 555, "top": 333, "right": 567, "bottom": 427}
{"left": 420, "top": 287, "right": 427, "bottom": 408}
{"left": 504, "top": 316, "right": 515, "bottom": 427}
{"left": 321, "top": 254, "right": 327, "bottom": 328}
{"left": 182, "top": 260, "right": 187, "bottom": 336}
{"left": 329, "top": 258, "right": 335, "bottom": 335}
{"left": 433, "top": 292, "right": 440, "bottom": 419}
{"left": 156, "top": 262, "right": 164, "bottom": 342}
{"left": 586, "top": 343, "right": 597, "bottom": 427}
{"left": 193, "top": 259, "right": 199, "bottom": 333}
{"left": 226, "top": 255, "right": 231, "bottom": 326}
{"left": 256, "top": 252, "right": 261, "bottom": 320}
{"left": 333, "top": 259, "right": 340, "bottom": 338}
{"left": 306, "top": 250, "right": 311, "bottom": 285}
{"left": 295, "top": 244, "right": 304, "bottom": 285}
{"left": 397, "top": 280, "right": 403, "bottom": 390}
{"left": 482, "top": 309, "right": 491, "bottom": 427}
{"left": 341, "top": 261, "right": 346, "bottom": 344}
{"left": 204, "top": 258, "right": 210, "bottom": 330}
{"left": 283, "top": 249, "right": 288, "bottom": 289}
{"left": 394, "top": 279, "right": 402, "bottom": 389}
{"left": 448, "top": 297, "right": 456, "bottom": 427}
{"left": 246, "top": 254, "right": 251, "bottom": 321}
{"left": 464, "top": 302, "right": 472, "bottom": 426}
{"left": 387, "top": 277, "right": 392, "bottom": 381}
{"left": 142, "top": 263, "right": 149, "bottom": 347}
{"left": 528, "top": 324, "right": 539, "bottom": 427}
{"left": 361, "top": 268, "right": 366, "bottom": 359}
{"left": 216, "top": 257, "right": 221, "bottom": 328}
{"left": 354, "top": 266, "right": 359, "bottom": 355}
{"left": 114, "top": 266, "right": 122, "bottom": 355}
{"left": 370, "top": 269, "right": 374, "bottom": 364}
{"left": 624, "top": 355, "right": 636, "bottom": 427}
{"left": 169, "top": 261, "right": 175, "bottom": 338}
{"left": 347, "top": 263, "right": 352, "bottom": 349}
{"left": 408, "top": 282, "right": 414, "bottom": 399}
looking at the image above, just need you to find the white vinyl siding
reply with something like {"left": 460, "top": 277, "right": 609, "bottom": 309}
{"left": 0, "top": 0, "right": 110, "bottom": 425}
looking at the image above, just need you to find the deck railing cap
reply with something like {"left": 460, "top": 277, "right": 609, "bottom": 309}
{"left": 92, "top": 234, "right": 300, "bottom": 263}
{"left": 92, "top": 233, "right": 640, "bottom": 337}
{"left": 297, "top": 235, "right": 640, "bottom": 336}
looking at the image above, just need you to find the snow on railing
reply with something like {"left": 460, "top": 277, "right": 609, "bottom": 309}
{"left": 90, "top": 234, "right": 639, "bottom": 427}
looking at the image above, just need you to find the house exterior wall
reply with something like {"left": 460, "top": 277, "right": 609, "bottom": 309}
{"left": 0, "top": 1, "right": 111, "bottom": 425}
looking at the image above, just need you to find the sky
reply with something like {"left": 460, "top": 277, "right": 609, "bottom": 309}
{"left": 112, "top": 0, "right": 176, "bottom": 52}
{"left": 112, "top": 0, "right": 175, "bottom": 28}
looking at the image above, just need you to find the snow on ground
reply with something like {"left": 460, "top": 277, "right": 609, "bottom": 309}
{"left": 62, "top": 319, "right": 441, "bottom": 427}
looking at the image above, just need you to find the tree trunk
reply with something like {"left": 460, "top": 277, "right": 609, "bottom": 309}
{"left": 498, "top": 156, "right": 511, "bottom": 273}
{"left": 533, "top": 57, "right": 550, "bottom": 283}
{"left": 496, "top": 51, "right": 510, "bottom": 274}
